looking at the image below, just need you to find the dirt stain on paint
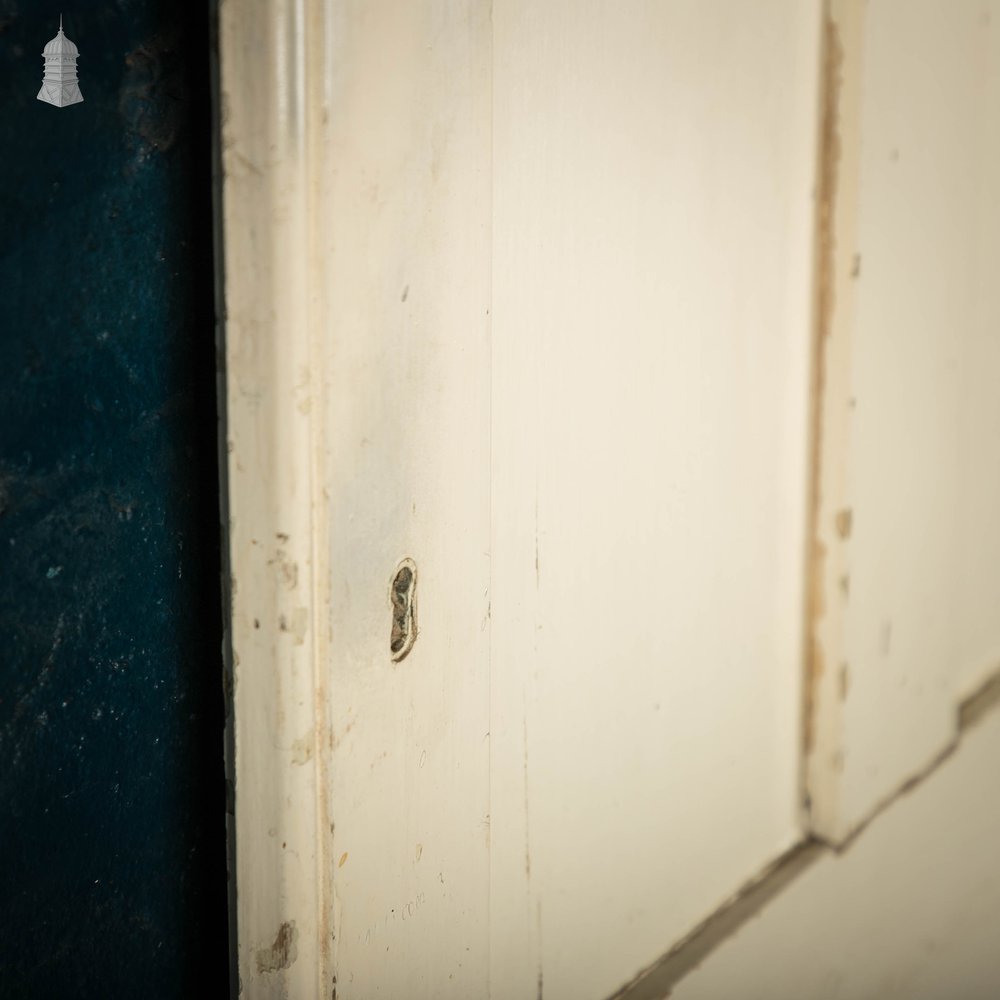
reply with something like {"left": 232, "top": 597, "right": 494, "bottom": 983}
{"left": 291, "top": 730, "right": 314, "bottom": 765}
{"left": 834, "top": 507, "right": 853, "bottom": 539}
{"left": 804, "top": 11, "right": 844, "bottom": 759}
{"left": 255, "top": 921, "right": 298, "bottom": 974}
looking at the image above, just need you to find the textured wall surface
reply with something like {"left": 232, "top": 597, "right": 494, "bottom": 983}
{"left": 0, "top": 3, "right": 228, "bottom": 996}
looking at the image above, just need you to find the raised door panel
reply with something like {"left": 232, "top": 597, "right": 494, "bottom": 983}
{"left": 490, "top": 4, "right": 823, "bottom": 997}
{"left": 807, "top": 0, "right": 1000, "bottom": 843}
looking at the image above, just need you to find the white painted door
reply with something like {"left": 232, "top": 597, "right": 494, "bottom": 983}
{"left": 219, "top": 2, "right": 1000, "bottom": 998}
{"left": 221, "top": 2, "right": 821, "bottom": 997}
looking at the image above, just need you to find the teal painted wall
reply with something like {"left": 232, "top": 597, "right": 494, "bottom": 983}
{"left": 0, "top": 3, "right": 229, "bottom": 996}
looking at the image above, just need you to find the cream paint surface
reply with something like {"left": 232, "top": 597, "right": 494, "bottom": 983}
{"left": 219, "top": 0, "right": 326, "bottom": 994}
{"left": 221, "top": 1, "right": 823, "bottom": 997}
{"left": 220, "top": 0, "right": 1000, "bottom": 996}
{"left": 489, "top": 3, "right": 822, "bottom": 998}
{"left": 319, "top": 4, "right": 493, "bottom": 998}
{"left": 806, "top": 0, "right": 1000, "bottom": 843}
{"left": 674, "top": 705, "right": 1000, "bottom": 1000}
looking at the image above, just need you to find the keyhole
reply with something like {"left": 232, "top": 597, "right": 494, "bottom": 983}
{"left": 390, "top": 559, "right": 417, "bottom": 661}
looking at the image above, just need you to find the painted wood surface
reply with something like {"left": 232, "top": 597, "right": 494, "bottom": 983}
{"left": 806, "top": 0, "right": 1000, "bottom": 843}
{"left": 221, "top": 0, "right": 1000, "bottom": 995}
{"left": 219, "top": 0, "right": 328, "bottom": 994}
{"left": 489, "top": 4, "right": 821, "bottom": 997}
{"left": 674, "top": 701, "right": 1000, "bottom": 1000}
{"left": 220, "top": 1, "right": 493, "bottom": 996}
{"left": 220, "top": 1, "right": 824, "bottom": 997}
{"left": 318, "top": 4, "right": 494, "bottom": 998}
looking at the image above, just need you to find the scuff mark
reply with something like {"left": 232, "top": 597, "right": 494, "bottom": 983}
{"left": 270, "top": 547, "right": 299, "bottom": 589}
{"left": 834, "top": 507, "right": 853, "bottom": 539}
{"left": 291, "top": 730, "right": 314, "bottom": 765}
{"left": 879, "top": 619, "right": 892, "bottom": 656}
{"left": 255, "top": 921, "right": 298, "bottom": 975}
{"left": 278, "top": 606, "right": 308, "bottom": 645}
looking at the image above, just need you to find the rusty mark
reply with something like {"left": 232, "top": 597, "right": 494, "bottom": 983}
{"left": 255, "top": 921, "right": 298, "bottom": 975}
{"left": 338, "top": 852, "right": 348, "bottom": 868}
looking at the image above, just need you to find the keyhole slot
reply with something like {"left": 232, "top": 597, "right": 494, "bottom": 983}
{"left": 390, "top": 559, "right": 417, "bottom": 661}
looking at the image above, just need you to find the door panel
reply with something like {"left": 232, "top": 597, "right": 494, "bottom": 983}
{"left": 490, "top": 3, "right": 822, "bottom": 997}
{"left": 222, "top": 2, "right": 825, "bottom": 997}
{"left": 806, "top": 0, "right": 1000, "bottom": 843}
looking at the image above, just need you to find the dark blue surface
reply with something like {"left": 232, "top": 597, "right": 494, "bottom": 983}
{"left": 0, "top": 3, "right": 228, "bottom": 996}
